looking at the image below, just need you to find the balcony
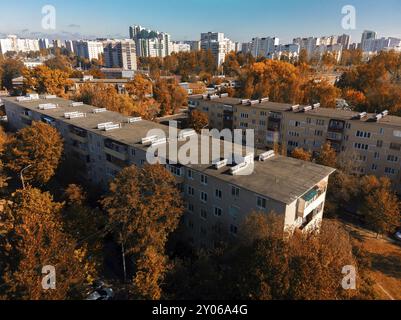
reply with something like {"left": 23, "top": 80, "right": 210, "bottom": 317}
{"left": 297, "top": 188, "right": 326, "bottom": 219}
{"left": 104, "top": 146, "right": 128, "bottom": 161}
{"left": 69, "top": 132, "right": 87, "bottom": 144}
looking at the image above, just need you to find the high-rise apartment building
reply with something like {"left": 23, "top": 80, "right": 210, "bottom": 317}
{"left": 250, "top": 37, "right": 280, "bottom": 58}
{"left": 103, "top": 40, "right": 137, "bottom": 70}
{"left": 200, "top": 32, "right": 235, "bottom": 66}
{"left": 337, "top": 34, "right": 351, "bottom": 50}
{"left": 129, "top": 25, "right": 173, "bottom": 58}
{"left": 73, "top": 40, "right": 104, "bottom": 60}
{"left": 0, "top": 35, "right": 40, "bottom": 54}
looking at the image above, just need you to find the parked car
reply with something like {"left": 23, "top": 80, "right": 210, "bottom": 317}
{"left": 86, "top": 282, "right": 114, "bottom": 301}
{"left": 394, "top": 230, "right": 401, "bottom": 242}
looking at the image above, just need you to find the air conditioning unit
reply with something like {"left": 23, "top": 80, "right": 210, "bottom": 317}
{"left": 260, "top": 97, "right": 269, "bottom": 103}
{"left": 44, "top": 95, "right": 57, "bottom": 99}
{"left": 65, "top": 112, "right": 86, "bottom": 119}
{"left": 97, "top": 122, "right": 114, "bottom": 130}
{"left": 38, "top": 103, "right": 58, "bottom": 110}
{"left": 127, "top": 117, "right": 142, "bottom": 123}
{"left": 28, "top": 93, "right": 39, "bottom": 100}
{"left": 104, "top": 123, "right": 122, "bottom": 131}
{"left": 303, "top": 106, "right": 313, "bottom": 112}
{"left": 259, "top": 150, "right": 275, "bottom": 161}
{"left": 213, "top": 159, "right": 228, "bottom": 169}
{"left": 178, "top": 129, "right": 197, "bottom": 140}
{"left": 17, "top": 96, "right": 32, "bottom": 102}
{"left": 70, "top": 102, "right": 84, "bottom": 107}
{"left": 141, "top": 135, "right": 159, "bottom": 144}
{"left": 290, "top": 104, "right": 300, "bottom": 111}
{"left": 230, "top": 161, "right": 249, "bottom": 175}
{"left": 248, "top": 100, "right": 260, "bottom": 105}
{"left": 93, "top": 108, "right": 107, "bottom": 113}
{"left": 219, "top": 93, "right": 229, "bottom": 98}
{"left": 151, "top": 137, "right": 167, "bottom": 146}
{"left": 241, "top": 99, "right": 250, "bottom": 105}
{"left": 313, "top": 103, "right": 320, "bottom": 109}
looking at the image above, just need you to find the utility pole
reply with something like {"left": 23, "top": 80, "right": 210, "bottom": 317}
{"left": 20, "top": 164, "right": 32, "bottom": 190}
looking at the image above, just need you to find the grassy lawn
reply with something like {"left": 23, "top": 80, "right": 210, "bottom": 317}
{"left": 343, "top": 222, "right": 401, "bottom": 300}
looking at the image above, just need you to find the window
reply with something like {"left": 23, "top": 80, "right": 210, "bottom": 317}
{"left": 390, "top": 143, "right": 401, "bottom": 151}
{"left": 200, "top": 191, "right": 208, "bottom": 203}
{"left": 187, "top": 186, "right": 195, "bottom": 196}
{"left": 231, "top": 186, "right": 240, "bottom": 198}
{"left": 316, "top": 119, "right": 325, "bottom": 126}
{"left": 260, "top": 111, "right": 267, "bottom": 116}
{"left": 371, "top": 164, "right": 378, "bottom": 171}
{"left": 387, "top": 155, "right": 398, "bottom": 163}
{"left": 354, "top": 143, "right": 368, "bottom": 150}
{"left": 240, "top": 113, "right": 249, "bottom": 119}
{"left": 377, "top": 140, "right": 383, "bottom": 148}
{"left": 200, "top": 174, "right": 208, "bottom": 185}
{"left": 230, "top": 225, "right": 238, "bottom": 235}
{"left": 214, "top": 207, "right": 222, "bottom": 217}
{"left": 306, "top": 118, "right": 312, "bottom": 124}
{"left": 200, "top": 208, "right": 208, "bottom": 220}
{"left": 385, "top": 167, "right": 396, "bottom": 175}
{"left": 314, "top": 130, "right": 323, "bottom": 137}
{"left": 379, "top": 128, "right": 384, "bottom": 135}
{"left": 374, "top": 152, "right": 380, "bottom": 159}
{"left": 356, "top": 130, "right": 371, "bottom": 138}
{"left": 187, "top": 203, "right": 194, "bottom": 212}
{"left": 215, "top": 188, "right": 222, "bottom": 199}
{"left": 200, "top": 226, "right": 207, "bottom": 236}
{"left": 257, "top": 196, "right": 267, "bottom": 209}
{"left": 187, "top": 169, "right": 193, "bottom": 179}
{"left": 346, "top": 123, "right": 351, "bottom": 129}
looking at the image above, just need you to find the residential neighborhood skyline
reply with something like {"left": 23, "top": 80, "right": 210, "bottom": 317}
{"left": 1, "top": 0, "right": 401, "bottom": 42}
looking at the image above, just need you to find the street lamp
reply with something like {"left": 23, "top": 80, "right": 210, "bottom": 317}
{"left": 20, "top": 164, "right": 32, "bottom": 190}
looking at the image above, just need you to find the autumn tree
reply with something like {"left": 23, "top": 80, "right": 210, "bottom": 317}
{"left": 102, "top": 164, "right": 184, "bottom": 298}
{"left": 0, "top": 187, "right": 96, "bottom": 300}
{"left": 291, "top": 148, "right": 312, "bottom": 162}
{"left": 316, "top": 142, "right": 337, "bottom": 168}
{"left": 359, "top": 176, "right": 400, "bottom": 237}
{"left": 23, "top": 65, "right": 73, "bottom": 97}
{"left": 153, "top": 78, "right": 187, "bottom": 116}
{"left": 223, "top": 212, "right": 372, "bottom": 300}
{"left": 3, "top": 121, "right": 63, "bottom": 185}
{"left": 342, "top": 88, "right": 367, "bottom": 110}
{"left": 0, "top": 58, "right": 24, "bottom": 91}
{"left": 62, "top": 184, "right": 106, "bottom": 266}
{"left": 126, "top": 74, "right": 153, "bottom": 100}
{"left": 189, "top": 110, "right": 209, "bottom": 133}
{"left": 302, "top": 79, "right": 340, "bottom": 108}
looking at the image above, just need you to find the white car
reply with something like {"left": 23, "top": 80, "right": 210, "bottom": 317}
{"left": 86, "top": 287, "right": 114, "bottom": 300}
{"left": 394, "top": 231, "right": 401, "bottom": 242}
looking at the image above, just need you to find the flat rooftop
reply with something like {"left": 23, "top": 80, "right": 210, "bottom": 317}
{"left": 4, "top": 96, "right": 335, "bottom": 204}
{"left": 189, "top": 95, "right": 401, "bottom": 127}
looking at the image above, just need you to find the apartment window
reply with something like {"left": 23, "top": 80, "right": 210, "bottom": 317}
{"left": 140, "top": 160, "right": 145, "bottom": 165}
{"left": 295, "top": 121, "right": 301, "bottom": 127}
{"left": 200, "top": 191, "right": 208, "bottom": 203}
{"left": 231, "top": 186, "right": 240, "bottom": 198}
{"left": 379, "top": 128, "right": 384, "bottom": 135}
{"left": 344, "top": 135, "right": 349, "bottom": 141}
{"left": 387, "top": 155, "right": 399, "bottom": 163}
{"left": 230, "top": 225, "right": 238, "bottom": 235}
{"left": 259, "top": 120, "right": 266, "bottom": 126}
{"left": 188, "top": 220, "right": 194, "bottom": 229}
{"left": 240, "top": 113, "right": 249, "bottom": 119}
{"left": 187, "top": 186, "right": 195, "bottom": 196}
{"left": 200, "top": 208, "right": 208, "bottom": 220}
{"left": 371, "top": 164, "right": 378, "bottom": 171}
{"left": 214, "top": 207, "right": 222, "bottom": 217}
{"left": 260, "top": 111, "right": 267, "bottom": 116}
{"left": 306, "top": 118, "right": 312, "bottom": 124}
{"left": 215, "top": 188, "right": 222, "bottom": 199}
{"left": 390, "top": 142, "right": 401, "bottom": 151}
{"left": 345, "top": 123, "right": 351, "bottom": 129}
{"left": 354, "top": 143, "right": 368, "bottom": 150}
{"left": 314, "top": 130, "right": 323, "bottom": 137}
{"left": 385, "top": 167, "right": 396, "bottom": 175}
{"left": 187, "top": 202, "right": 194, "bottom": 213}
{"left": 200, "top": 226, "right": 207, "bottom": 237}
{"left": 377, "top": 140, "right": 383, "bottom": 148}
{"left": 257, "top": 196, "right": 267, "bottom": 209}
{"left": 316, "top": 119, "right": 325, "bottom": 126}
{"left": 374, "top": 152, "right": 380, "bottom": 159}
{"left": 187, "top": 169, "right": 193, "bottom": 179}
{"left": 200, "top": 174, "right": 208, "bottom": 185}
{"left": 288, "top": 140, "right": 299, "bottom": 147}
{"left": 131, "top": 149, "right": 136, "bottom": 156}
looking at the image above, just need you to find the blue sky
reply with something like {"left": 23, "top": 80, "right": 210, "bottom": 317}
{"left": 1, "top": 0, "right": 401, "bottom": 43}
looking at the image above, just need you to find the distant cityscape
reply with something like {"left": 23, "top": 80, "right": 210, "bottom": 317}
{"left": 1, "top": 25, "right": 401, "bottom": 70}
